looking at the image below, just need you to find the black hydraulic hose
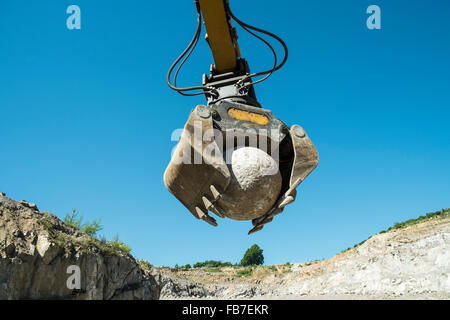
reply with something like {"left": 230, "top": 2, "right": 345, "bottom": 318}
{"left": 173, "top": 14, "right": 203, "bottom": 96}
{"left": 166, "top": 10, "right": 216, "bottom": 96}
{"left": 234, "top": 21, "right": 277, "bottom": 89}
{"left": 225, "top": 2, "right": 289, "bottom": 86}
{"left": 167, "top": 0, "right": 289, "bottom": 97}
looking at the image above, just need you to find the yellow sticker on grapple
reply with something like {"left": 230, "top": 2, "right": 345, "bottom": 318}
{"left": 227, "top": 108, "right": 269, "bottom": 125}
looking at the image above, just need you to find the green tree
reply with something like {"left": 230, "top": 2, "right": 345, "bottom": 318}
{"left": 240, "top": 244, "right": 264, "bottom": 266}
{"left": 193, "top": 260, "right": 232, "bottom": 268}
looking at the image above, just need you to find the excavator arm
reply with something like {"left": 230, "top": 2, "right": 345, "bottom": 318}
{"left": 198, "top": 0, "right": 240, "bottom": 73}
{"left": 164, "top": 0, "right": 319, "bottom": 234}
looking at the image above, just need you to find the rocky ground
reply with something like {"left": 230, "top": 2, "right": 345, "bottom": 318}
{"left": 0, "top": 192, "right": 159, "bottom": 299}
{"left": 156, "top": 214, "right": 450, "bottom": 300}
{"left": 1, "top": 191, "right": 448, "bottom": 299}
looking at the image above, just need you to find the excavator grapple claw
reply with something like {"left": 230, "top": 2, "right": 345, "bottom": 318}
{"left": 164, "top": 0, "right": 318, "bottom": 233}
{"left": 164, "top": 101, "right": 318, "bottom": 232}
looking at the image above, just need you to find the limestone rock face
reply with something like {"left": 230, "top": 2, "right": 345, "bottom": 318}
{"left": 156, "top": 216, "right": 450, "bottom": 300}
{"left": 0, "top": 193, "right": 159, "bottom": 300}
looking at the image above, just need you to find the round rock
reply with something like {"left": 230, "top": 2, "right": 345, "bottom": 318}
{"left": 220, "top": 147, "right": 282, "bottom": 221}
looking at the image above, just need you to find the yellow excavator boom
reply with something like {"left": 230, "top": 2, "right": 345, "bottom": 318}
{"left": 198, "top": 0, "right": 241, "bottom": 73}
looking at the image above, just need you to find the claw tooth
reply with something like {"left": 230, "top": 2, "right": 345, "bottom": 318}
{"left": 279, "top": 195, "right": 294, "bottom": 208}
{"left": 195, "top": 206, "right": 206, "bottom": 219}
{"left": 248, "top": 225, "right": 263, "bottom": 235}
{"left": 210, "top": 185, "right": 221, "bottom": 200}
{"left": 202, "top": 196, "right": 225, "bottom": 218}
{"left": 202, "top": 196, "right": 213, "bottom": 210}
{"left": 195, "top": 206, "right": 218, "bottom": 226}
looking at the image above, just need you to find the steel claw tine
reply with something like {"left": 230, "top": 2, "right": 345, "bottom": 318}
{"left": 279, "top": 195, "right": 294, "bottom": 208}
{"left": 202, "top": 196, "right": 225, "bottom": 218}
{"left": 210, "top": 185, "right": 222, "bottom": 201}
{"left": 248, "top": 225, "right": 264, "bottom": 235}
{"left": 195, "top": 206, "right": 218, "bottom": 226}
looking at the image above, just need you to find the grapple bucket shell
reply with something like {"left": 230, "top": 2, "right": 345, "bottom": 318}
{"left": 164, "top": 102, "right": 319, "bottom": 228}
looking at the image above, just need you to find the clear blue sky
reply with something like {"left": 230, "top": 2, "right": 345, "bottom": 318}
{"left": 1, "top": 0, "right": 449, "bottom": 266}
